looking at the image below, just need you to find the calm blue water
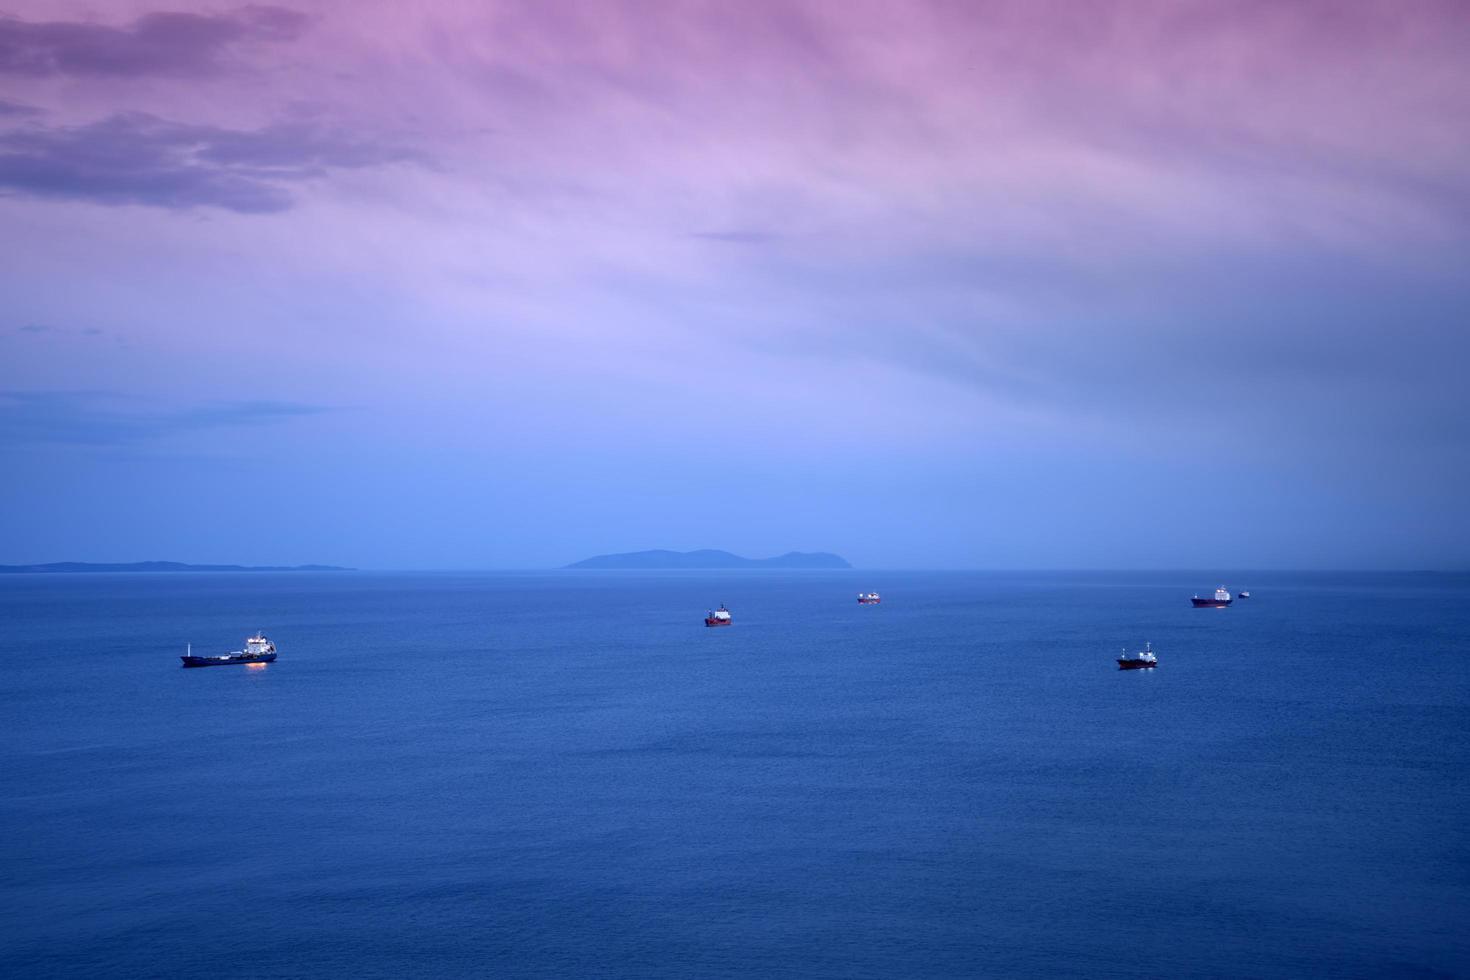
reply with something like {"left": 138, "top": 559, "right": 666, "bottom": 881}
{"left": 2, "top": 571, "right": 1467, "bottom": 978}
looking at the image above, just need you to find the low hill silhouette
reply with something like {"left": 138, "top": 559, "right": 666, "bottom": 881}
{"left": 0, "top": 561, "right": 353, "bottom": 574}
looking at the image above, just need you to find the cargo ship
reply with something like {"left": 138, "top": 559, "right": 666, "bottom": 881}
{"left": 181, "top": 632, "right": 277, "bottom": 668}
{"left": 1191, "top": 587, "right": 1233, "bottom": 608}
{"left": 1117, "top": 643, "right": 1157, "bottom": 670}
{"left": 857, "top": 592, "right": 881, "bottom": 604}
{"left": 704, "top": 605, "right": 732, "bottom": 627}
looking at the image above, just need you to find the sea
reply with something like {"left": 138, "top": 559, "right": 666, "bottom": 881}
{"left": 2, "top": 570, "right": 1467, "bottom": 978}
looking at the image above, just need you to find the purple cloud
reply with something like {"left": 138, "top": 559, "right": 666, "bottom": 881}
{"left": 0, "top": 6, "right": 307, "bottom": 77}
{"left": 0, "top": 112, "right": 419, "bottom": 213}
{"left": 0, "top": 98, "right": 40, "bottom": 117}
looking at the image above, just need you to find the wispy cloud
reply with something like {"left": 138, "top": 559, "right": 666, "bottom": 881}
{"left": 0, "top": 391, "right": 329, "bottom": 446}
{"left": 0, "top": 112, "right": 420, "bottom": 213}
{"left": 0, "top": 98, "right": 40, "bottom": 117}
{"left": 0, "top": 6, "right": 308, "bottom": 78}
{"left": 691, "top": 231, "right": 782, "bottom": 244}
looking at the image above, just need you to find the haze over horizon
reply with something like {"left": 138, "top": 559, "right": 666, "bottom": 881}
{"left": 2, "top": 1, "right": 1468, "bottom": 571}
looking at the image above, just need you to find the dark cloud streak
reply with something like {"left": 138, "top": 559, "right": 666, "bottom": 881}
{"left": 0, "top": 112, "right": 419, "bottom": 213}
{"left": 0, "top": 6, "right": 307, "bottom": 77}
{"left": 692, "top": 230, "right": 782, "bottom": 244}
{"left": 0, "top": 98, "right": 41, "bottom": 117}
{"left": 0, "top": 391, "right": 329, "bottom": 446}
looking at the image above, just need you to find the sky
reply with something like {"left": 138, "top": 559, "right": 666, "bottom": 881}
{"left": 1, "top": 0, "right": 1467, "bottom": 570}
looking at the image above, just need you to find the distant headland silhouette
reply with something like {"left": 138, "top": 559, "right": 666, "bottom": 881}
{"left": 566, "top": 549, "right": 851, "bottom": 570}
{"left": 0, "top": 562, "right": 354, "bottom": 574}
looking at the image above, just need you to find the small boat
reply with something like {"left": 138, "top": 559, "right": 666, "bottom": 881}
{"left": 181, "top": 632, "right": 277, "bottom": 668}
{"left": 857, "top": 592, "right": 881, "bottom": 604}
{"left": 1238, "top": 591, "right": 1251, "bottom": 599}
{"left": 1118, "top": 642, "right": 1157, "bottom": 670}
{"left": 704, "top": 605, "right": 732, "bottom": 627}
{"left": 1191, "top": 586, "right": 1233, "bottom": 608}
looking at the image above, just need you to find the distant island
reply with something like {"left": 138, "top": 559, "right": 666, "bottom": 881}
{"left": 0, "top": 562, "right": 354, "bottom": 574}
{"left": 566, "top": 549, "right": 852, "bottom": 570}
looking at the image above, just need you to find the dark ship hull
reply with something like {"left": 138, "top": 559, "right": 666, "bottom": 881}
{"left": 1117, "top": 659, "right": 1157, "bottom": 670}
{"left": 704, "top": 619, "right": 731, "bottom": 627}
{"left": 1191, "top": 597, "right": 1232, "bottom": 607}
{"left": 181, "top": 652, "right": 277, "bottom": 668}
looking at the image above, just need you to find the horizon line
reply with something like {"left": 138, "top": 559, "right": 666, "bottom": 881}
{"left": 5, "top": 563, "right": 1465, "bottom": 575}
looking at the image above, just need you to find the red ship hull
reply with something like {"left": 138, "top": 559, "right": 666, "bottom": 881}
{"left": 858, "top": 598, "right": 881, "bottom": 604}
{"left": 705, "top": 618, "right": 731, "bottom": 627}
{"left": 1191, "top": 598, "right": 1232, "bottom": 607}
